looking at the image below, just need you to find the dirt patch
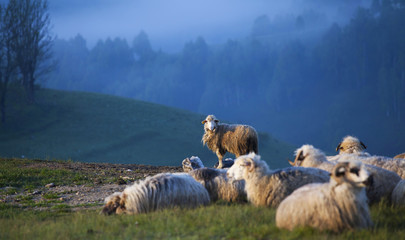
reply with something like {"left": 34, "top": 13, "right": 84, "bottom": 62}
{"left": 1, "top": 160, "right": 183, "bottom": 211}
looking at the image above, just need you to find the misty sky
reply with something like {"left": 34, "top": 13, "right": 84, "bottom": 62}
{"left": 49, "top": 0, "right": 371, "bottom": 52}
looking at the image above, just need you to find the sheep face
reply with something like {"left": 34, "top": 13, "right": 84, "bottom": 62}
{"left": 227, "top": 154, "right": 256, "bottom": 180}
{"left": 182, "top": 156, "right": 204, "bottom": 172}
{"left": 336, "top": 136, "right": 367, "bottom": 154}
{"left": 202, "top": 115, "right": 219, "bottom": 133}
{"left": 332, "top": 161, "right": 372, "bottom": 188}
{"left": 101, "top": 193, "right": 126, "bottom": 215}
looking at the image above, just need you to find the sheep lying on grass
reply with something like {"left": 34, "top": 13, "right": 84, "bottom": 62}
{"left": 182, "top": 156, "right": 246, "bottom": 202}
{"left": 392, "top": 179, "right": 405, "bottom": 207}
{"left": 226, "top": 153, "right": 330, "bottom": 208}
{"left": 202, "top": 115, "right": 258, "bottom": 169}
{"left": 276, "top": 161, "right": 373, "bottom": 233}
{"left": 290, "top": 145, "right": 401, "bottom": 204}
{"left": 331, "top": 136, "right": 405, "bottom": 178}
{"left": 102, "top": 173, "right": 210, "bottom": 215}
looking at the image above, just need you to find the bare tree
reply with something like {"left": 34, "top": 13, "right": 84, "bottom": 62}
{"left": 0, "top": 4, "right": 18, "bottom": 123}
{"left": 6, "top": 0, "right": 52, "bottom": 103}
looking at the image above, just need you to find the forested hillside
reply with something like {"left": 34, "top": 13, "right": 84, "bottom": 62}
{"left": 44, "top": 1, "right": 405, "bottom": 156}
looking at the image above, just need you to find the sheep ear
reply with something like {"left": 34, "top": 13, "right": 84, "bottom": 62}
{"left": 288, "top": 159, "right": 294, "bottom": 166}
{"left": 360, "top": 141, "right": 367, "bottom": 149}
{"left": 202, "top": 120, "right": 207, "bottom": 124}
{"left": 336, "top": 143, "right": 342, "bottom": 152}
{"left": 214, "top": 119, "right": 219, "bottom": 123}
{"left": 246, "top": 158, "right": 255, "bottom": 172}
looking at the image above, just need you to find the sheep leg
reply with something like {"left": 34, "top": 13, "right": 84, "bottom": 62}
{"left": 216, "top": 151, "right": 224, "bottom": 169}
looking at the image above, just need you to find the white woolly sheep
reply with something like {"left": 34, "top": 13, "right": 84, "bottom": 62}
{"left": 202, "top": 115, "right": 258, "bottom": 169}
{"left": 226, "top": 153, "right": 330, "bottom": 208}
{"left": 392, "top": 179, "right": 405, "bottom": 207}
{"left": 188, "top": 167, "right": 246, "bottom": 203}
{"left": 276, "top": 161, "right": 373, "bottom": 233}
{"left": 290, "top": 144, "right": 401, "bottom": 204}
{"left": 102, "top": 172, "right": 210, "bottom": 215}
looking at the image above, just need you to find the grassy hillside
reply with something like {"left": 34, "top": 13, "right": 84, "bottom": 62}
{"left": 0, "top": 88, "right": 294, "bottom": 168}
{"left": 1, "top": 158, "right": 404, "bottom": 240}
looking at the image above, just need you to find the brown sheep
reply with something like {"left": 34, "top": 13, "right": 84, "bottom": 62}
{"left": 202, "top": 115, "right": 258, "bottom": 168}
{"left": 394, "top": 153, "right": 405, "bottom": 159}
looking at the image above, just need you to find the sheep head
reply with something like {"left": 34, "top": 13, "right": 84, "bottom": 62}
{"left": 182, "top": 156, "right": 204, "bottom": 172}
{"left": 336, "top": 136, "right": 367, "bottom": 154}
{"left": 227, "top": 153, "right": 260, "bottom": 180}
{"left": 332, "top": 161, "right": 372, "bottom": 188}
{"left": 202, "top": 115, "right": 219, "bottom": 133}
{"left": 289, "top": 145, "right": 326, "bottom": 167}
{"left": 101, "top": 193, "right": 126, "bottom": 215}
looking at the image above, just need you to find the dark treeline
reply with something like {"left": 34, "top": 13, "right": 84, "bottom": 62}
{"left": 45, "top": 0, "right": 405, "bottom": 156}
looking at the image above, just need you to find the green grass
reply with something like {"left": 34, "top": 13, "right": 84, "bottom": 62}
{"left": 0, "top": 158, "right": 94, "bottom": 189}
{"left": 0, "top": 87, "right": 295, "bottom": 168}
{"left": 0, "top": 202, "right": 404, "bottom": 240}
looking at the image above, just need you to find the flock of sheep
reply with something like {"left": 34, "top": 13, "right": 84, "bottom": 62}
{"left": 102, "top": 114, "right": 405, "bottom": 233}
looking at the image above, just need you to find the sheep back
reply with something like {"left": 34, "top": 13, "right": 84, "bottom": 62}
{"left": 245, "top": 166, "right": 330, "bottom": 207}
{"left": 394, "top": 153, "right": 405, "bottom": 159}
{"left": 356, "top": 155, "right": 405, "bottom": 179}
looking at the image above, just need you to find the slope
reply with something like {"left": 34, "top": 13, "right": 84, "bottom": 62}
{"left": 0, "top": 88, "right": 294, "bottom": 168}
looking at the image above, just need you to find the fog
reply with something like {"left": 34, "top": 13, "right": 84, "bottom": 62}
{"left": 49, "top": 0, "right": 370, "bottom": 51}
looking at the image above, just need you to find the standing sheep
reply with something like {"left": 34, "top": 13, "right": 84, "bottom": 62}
{"left": 202, "top": 115, "right": 258, "bottom": 169}
{"left": 276, "top": 161, "right": 373, "bottom": 233}
{"left": 290, "top": 144, "right": 401, "bottom": 204}
{"left": 226, "top": 153, "right": 330, "bottom": 208}
{"left": 102, "top": 172, "right": 210, "bottom": 215}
